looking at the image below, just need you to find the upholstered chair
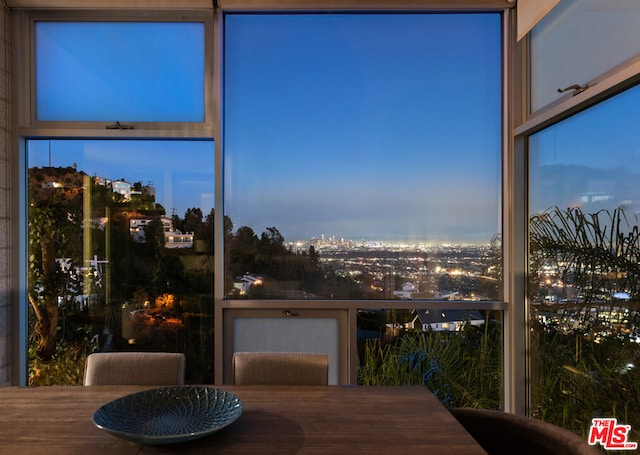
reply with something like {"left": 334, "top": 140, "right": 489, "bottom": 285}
{"left": 449, "top": 408, "right": 601, "bottom": 455}
{"left": 232, "top": 352, "right": 329, "bottom": 385}
{"left": 83, "top": 352, "right": 186, "bottom": 386}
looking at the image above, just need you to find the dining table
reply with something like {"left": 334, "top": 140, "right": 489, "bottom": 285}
{"left": 0, "top": 384, "right": 487, "bottom": 454}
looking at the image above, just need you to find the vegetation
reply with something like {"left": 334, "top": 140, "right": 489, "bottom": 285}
{"left": 26, "top": 166, "right": 342, "bottom": 384}
{"left": 225, "top": 224, "right": 377, "bottom": 299}
{"left": 28, "top": 167, "right": 85, "bottom": 360}
{"left": 529, "top": 206, "right": 640, "bottom": 443}
{"left": 27, "top": 167, "right": 217, "bottom": 384}
{"left": 358, "top": 314, "right": 502, "bottom": 409}
{"left": 29, "top": 340, "right": 91, "bottom": 386}
{"left": 530, "top": 328, "right": 639, "bottom": 443}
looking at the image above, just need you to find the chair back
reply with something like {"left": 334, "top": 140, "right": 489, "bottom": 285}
{"left": 233, "top": 351, "right": 329, "bottom": 385}
{"left": 450, "top": 408, "right": 601, "bottom": 455}
{"left": 83, "top": 352, "right": 186, "bottom": 386}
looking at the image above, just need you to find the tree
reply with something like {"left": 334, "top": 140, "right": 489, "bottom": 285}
{"left": 528, "top": 206, "right": 640, "bottom": 440}
{"left": 28, "top": 168, "right": 84, "bottom": 360}
{"left": 530, "top": 206, "right": 640, "bottom": 311}
{"left": 229, "top": 226, "right": 260, "bottom": 277}
{"left": 155, "top": 254, "right": 187, "bottom": 294}
{"left": 171, "top": 213, "right": 183, "bottom": 233}
{"left": 130, "top": 181, "right": 157, "bottom": 211}
{"left": 143, "top": 217, "right": 166, "bottom": 257}
{"left": 202, "top": 208, "right": 215, "bottom": 244}
{"left": 258, "top": 227, "right": 287, "bottom": 276}
{"left": 261, "top": 227, "right": 285, "bottom": 252}
{"left": 183, "top": 207, "right": 204, "bottom": 236}
{"left": 308, "top": 245, "right": 319, "bottom": 266}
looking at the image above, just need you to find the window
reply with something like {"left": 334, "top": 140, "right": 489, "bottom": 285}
{"left": 16, "top": 6, "right": 506, "bottom": 401}
{"left": 27, "top": 139, "right": 215, "bottom": 384}
{"left": 20, "top": 11, "right": 216, "bottom": 385}
{"left": 528, "top": 84, "right": 640, "bottom": 441}
{"left": 221, "top": 11, "right": 504, "bottom": 405}
{"left": 223, "top": 13, "right": 503, "bottom": 302}
{"left": 522, "top": 0, "right": 640, "bottom": 442}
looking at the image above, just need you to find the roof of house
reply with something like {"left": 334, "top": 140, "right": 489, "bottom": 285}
{"left": 414, "top": 309, "right": 484, "bottom": 325}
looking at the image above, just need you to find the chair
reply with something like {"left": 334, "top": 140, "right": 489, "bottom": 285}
{"left": 83, "top": 352, "right": 186, "bottom": 386}
{"left": 232, "top": 351, "right": 329, "bottom": 385}
{"left": 449, "top": 408, "right": 601, "bottom": 455}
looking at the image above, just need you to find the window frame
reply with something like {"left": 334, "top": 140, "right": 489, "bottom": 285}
{"left": 214, "top": 4, "right": 513, "bottom": 406}
{"left": 12, "top": 7, "right": 219, "bottom": 386}
{"left": 14, "top": 9, "right": 217, "bottom": 138}
{"left": 11, "top": 2, "right": 515, "bottom": 411}
{"left": 514, "top": 5, "right": 640, "bottom": 419}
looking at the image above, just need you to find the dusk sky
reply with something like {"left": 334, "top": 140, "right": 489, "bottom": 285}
{"left": 30, "top": 13, "right": 507, "bottom": 244}
{"left": 223, "top": 13, "right": 502, "bottom": 244}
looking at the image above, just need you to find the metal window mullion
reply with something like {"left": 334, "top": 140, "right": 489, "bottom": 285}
{"left": 213, "top": 8, "right": 225, "bottom": 386}
{"left": 503, "top": 7, "right": 529, "bottom": 415}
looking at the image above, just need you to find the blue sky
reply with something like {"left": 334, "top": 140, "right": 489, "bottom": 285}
{"left": 529, "top": 83, "right": 640, "bottom": 216}
{"left": 35, "top": 21, "right": 204, "bottom": 122}
{"left": 30, "top": 13, "right": 504, "bottom": 244}
{"left": 223, "top": 13, "right": 502, "bottom": 243}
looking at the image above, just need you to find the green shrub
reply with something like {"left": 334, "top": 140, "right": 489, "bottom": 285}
{"left": 359, "top": 315, "right": 502, "bottom": 409}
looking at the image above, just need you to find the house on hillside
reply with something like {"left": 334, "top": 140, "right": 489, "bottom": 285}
{"left": 393, "top": 282, "right": 418, "bottom": 299}
{"left": 234, "top": 274, "right": 264, "bottom": 295}
{"left": 411, "top": 309, "right": 484, "bottom": 332}
{"left": 129, "top": 215, "right": 194, "bottom": 248}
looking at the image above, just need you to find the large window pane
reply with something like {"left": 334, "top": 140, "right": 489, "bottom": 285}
{"left": 530, "top": 0, "right": 640, "bottom": 112}
{"left": 35, "top": 22, "right": 205, "bottom": 122}
{"left": 27, "top": 139, "right": 214, "bottom": 385}
{"left": 224, "top": 13, "right": 502, "bottom": 301}
{"left": 529, "top": 84, "right": 640, "bottom": 442}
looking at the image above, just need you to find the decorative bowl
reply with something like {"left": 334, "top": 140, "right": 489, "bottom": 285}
{"left": 92, "top": 386, "right": 243, "bottom": 445}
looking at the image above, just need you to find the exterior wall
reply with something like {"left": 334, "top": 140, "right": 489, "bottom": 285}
{"left": 0, "top": 5, "right": 10, "bottom": 386}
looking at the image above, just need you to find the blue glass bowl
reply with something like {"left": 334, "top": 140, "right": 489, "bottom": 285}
{"left": 93, "top": 386, "right": 243, "bottom": 445}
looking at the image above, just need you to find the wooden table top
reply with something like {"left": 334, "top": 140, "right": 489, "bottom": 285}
{"left": 0, "top": 385, "right": 487, "bottom": 454}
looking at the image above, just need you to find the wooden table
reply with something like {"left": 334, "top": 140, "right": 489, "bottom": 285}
{"left": 0, "top": 385, "right": 487, "bottom": 454}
